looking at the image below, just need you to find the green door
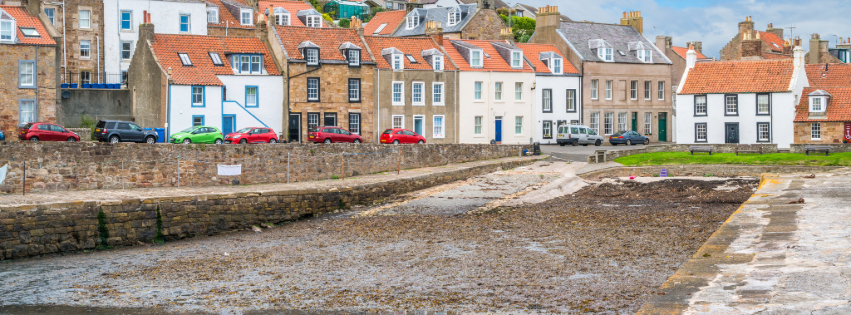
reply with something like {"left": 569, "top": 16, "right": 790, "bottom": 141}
{"left": 658, "top": 112, "right": 667, "bottom": 142}
{"left": 631, "top": 112, "right": 637, "bottom": 132}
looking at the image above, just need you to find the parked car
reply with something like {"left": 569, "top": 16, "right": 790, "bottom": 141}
{"left": 380, "top": 128, "right": 426, "bottom": 144}
{"left": 169, "top": 126, "right": 224, "bottom": 144}
{"left": 18, "top": 122, "right": 81, "bottom": 142}
{"left": 556, "top": 125, "right": 603, "bottom": 146}
{"left": 94, "top": 120, "right": 159, "bottom": 144}
{"left": 308, "top": 126, "right": 363, "bottom": 143}
{"left": 225, "top": 127, "right": 279, "bottom": 144}
{"left": 609, "top": 130, "right": 649, "bottom": 145}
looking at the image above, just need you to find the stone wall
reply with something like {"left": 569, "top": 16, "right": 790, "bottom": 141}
{"left": 461, "top": 9, "right": 507, "bottom": 40}
{"left": 586, "top": 143, "right": 780, "bottom": 163}
{"left": 55, "top": 0, "right": 106, "bottom": 84}
{"left": 0, "top": 44, "right": 59, "bottom": 138}
{"left": 789, "top": 143, "right": 851, "bottom": 153}
{"left": 67, "top": 128, "right": 92, "bottom": 141}
{"left": 793, "top": 122, "right": 847, "bottom": 144}
{"left": 0, "top": 142, "right": 530, "bottom": 193}
{"left": 57, "top": 89, "right": 133, "bottom": 127}
{"left": 579, "top": 164, "right": 846, "bottom": 180}
{"left": 0, "top": 157, "right": 535, "bottom": 260}
{"left": 207, "top": 26, "right": 256, "bottom": 38}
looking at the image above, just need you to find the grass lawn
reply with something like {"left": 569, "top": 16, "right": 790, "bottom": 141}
{"left": 614, "top": 152, "right": 851, "bottom": 167}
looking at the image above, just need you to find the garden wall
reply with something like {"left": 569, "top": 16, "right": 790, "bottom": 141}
{"left": 789, "top": 144, "right": 851, "bottom": 154}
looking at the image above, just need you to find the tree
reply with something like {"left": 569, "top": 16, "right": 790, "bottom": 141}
{"left": 500, "top": 15, "right": 535, "bottom": 42}
{"left": 364, "top": 7, "right": 386, "bottom": 22}
{"left": 339, "top": 18, "right": 351, "bottom": 28}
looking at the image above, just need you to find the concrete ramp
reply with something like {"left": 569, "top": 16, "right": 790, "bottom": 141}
{"left": 639, "top": 170, "right": 851, "bottom": 314}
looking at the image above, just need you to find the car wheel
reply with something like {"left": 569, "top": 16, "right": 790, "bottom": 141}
{"left": 559, "top": 143, "right": 565, "bottom": 146}
{"left": 214, "top": 139, "right": 223, "bottom": 145}
{"left": 324, "top": 138, "right": 332, "bottom": 144}
{"left": 67, "top": 137, "right": 76, "bottom": 142}
{"left": 29, "top": 137, "right": 38, "bottom": 142}
{"left": 109, "top": 135, "right": 120, "bottom": 144}
{"left": 595, "top": 140, "right": 602, "bottom": 146}
{"left": 269, "top": 139, "right": 277, "bottom": 144}
{"left": 353, "top": 139, "right": 361, "bottom": 144}
{"left": 418, "top": 140, "right": 424, "bottom": 144}
{"left": 626, "top": 140, "right": 632, "bottom": 145}
{"left": 182, "top": 138, "right": 191, "bottom": 144}
{"left": 392, "top": 140, "right": 399, "bottom": 144}
{"left": 239, "top": 139, "right": 247, "bottom": 144}
{"left": 571, "top": 140, "right": 578, "bottom": 147}
{"left": 644, "top": 139, "right": 649, "bottom": 145}
{"left": 145, "top": 136, "right": 156, "bottom": 144}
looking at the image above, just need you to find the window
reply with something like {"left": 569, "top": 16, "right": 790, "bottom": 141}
{"left": 757, "top": 122, "right": 770, "bottom": 142}
{"left": 694, "top": 95, "right": 707, "bottom": 116}
{"left": 406, "top": 15, "right": 419, "bottom": 29}
{"left": 80, "top": 71, "right": 91, "bottom": 84}
{"left": 121, "top": 71, "right": 128, "bottom": 84}
{"left": 471, "top": 50, "right": 482, "bottom": 67}
{"left": 695, "top": 123, "right": 707, "bottom": 142}
{"left": 250, "top": 56, "right": 261, "bottom": 73}
{"left": 45, "top": 8, "right": 55, "bottom": 24}
{"left": 542, "top": 121, "right": 552, "bottom": 139}
{"left": 20, "top": 28, "right": 38, "bottom": 37}
{"left": 644, "top": 112, "right": 652, "bottom": 134}
{"left": 178, "top": 53, "right": 191, "bottom": 66}
{"left": 308, "top": 113, "right": 320, "bottom": 129}
{"left": 637, "top": 49, "right": 652, "bottom": 63}
{"left": 617, "top": 112, "right": 627, "bottom": 132}
{"left": 245, "top": 86, "right": 258, "bottom": 107}
{"left": 373, "top": 23, "right": 387, "bottom": 34}
{"left": 230, "top": 54, "right": 262, "bottom": 73}
{"left": 80, "top": 40, "right": 91, "bottom": 58}
{"left": 474, "top": 81, "right": 482, "bottom": 100}
{"left": 207, "top": 8, "right": 218, "bottom": 23}
{"left": 550, "top": 58, "right": 562, "bottom": 74}
{"left": 604, "top": 112, "right": 613, "bottom": 135}
{"left": 349, "top": 113, "right": 361, "bottom": 135}
{"left": 305, "top": 48, "right": 319, "bottom": 66}
{"left": 433, "top": 82, "right": 444, "bottom": 105}
{"left": 193, "top": 115, "right": 204, "bottom": 126}
{"left": 392, "top": 115, "right": 404, "bottom": 129}
{"left": 306, "top": 15, "right": 321, "bottom": 27}
{"left": 209, "top": 52, "right": 223, "bottom": 65}
{"left": 180, "top": 14, "right": 190, "bottom": 32}
{"left": 657, "top": 81, "right": 665, "bottom": 100}
{"left": 392, "top": 54, "right": 403, "bottom": 70}
{"left": 515, "top": 116, "right": 522, "bottom": 134}
{"left": 412, "top": 82, "right": 424, "bottom": 105}
{"left": 19, "top": 61, "right": 34, "bottom": 88}
{"left": 542, "top": 89, "right": 552, "bottom": 112}
{"left": 630, "top": 80, "right": 637, "bottom": 100}
{"left": 433, "top": 55, "right": 443, "bottom": 71}
{"left": 566, "top": 90, "right": 576, "bottom": 112}
{"left": 307, "top": 78, "right": 319, "bottom": 101}
{"left": 121, "top": 42, "right": 132, "bottom": 60}
{"left": 275, "top": 13, "right": 289, "bottom": 26}
{"left": 240, "top": 10, "right": 252, "bottom": 25}
{"left": 448, "top": 8, "right": 460, "bottom": 26}
{"left": 80, "top": 10, "right": 91, "bottom": 29}
{"left": 19, "top": 99, "right": 35, "bottom": 126}
{"left": 433, "top": 115, "right": 444, "bottom": 138}
{"left": 591, "top": 80, "right": 598, "bottom": 99}
{"left": 324, "top": 113, "right": 336, "bottom": 126}
{"left": 725, "top": 95, "right": 738, "bottom": 115}
{"left": 515, "top": 82, "right": 522, "bottom": 100}
{"left": 348, "top": 79, "right": 360, "bottom": 102}
{"left": 494, "top": 82, "right": 503, "bottom": 101}
{"left": 474, "top": 116, "right": 482, "bottom": 135}
{"left": 0, "top": 18, "right": 14, "bottom": 41}
{"left": 348, "top": 50, "right": 360, "bottom": 67}
{"left": 392, "top": 82, "right": 403, "bottom": 105}
{"left": 605, "top": 80, "right": 612, "bottom": 100}
{"left": 191, "top": 86, "right": 204, "bottom": 107}
{"left": 757, "top": 94, "right": 770, "bottom": 115}
{"left": 597, "top": 46, "right": 612, "bottom": 61}
{"left": 644, "top": 81, "right": 651, "bottom": 100}
{"left": 121, "top": 11, "right": 132, "bottom": 30}
{"left": 811, "top": 123, "right": 821, "bottom": 140}
{"left": 511, "top": 51, "right": 521, "bottom": 68}
{"left": 590, "top": 112, "right": 599, "bottom": 135}
{"left": 811, "top": 97, "right": 823, "bottom": 112}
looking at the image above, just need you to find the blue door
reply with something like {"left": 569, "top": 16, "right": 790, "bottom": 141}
{"left": 414, "top": 116, "right": 424, "bottom": 136}
{"left": 494, "top": 119, "right": 502, "bottom": 142}
{"left": 222, "top": 115, "right": 235, "bottom": 136}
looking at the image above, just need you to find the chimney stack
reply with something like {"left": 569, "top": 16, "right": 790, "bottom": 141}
{"left": 686, "top": 44, "right": 697, "bottom": 69}
{"left": 533, "top": 6, "right": 560, "bottom": 36}
{"left": 738, "top": 16, "right": 755, "bottom": 37}
{"left": 741, "top": 28, "right": 762, "bottom": 58}
{"left": 809, "top": 33, "right": 827, "bottom": 64}
{"left": 686, "top": 41, "right": 702, "bottom": 54}
{"left": 139, "top": 12, "right": 155, "bottom": 44}
{"left": 766, "top": 23, "right": 783, "bottom": 39}
{"left": 499, "top": 27, "right": 514, "bottom": 42}
{"left": 424, "top": 20, "right": 444, "bottom": 47}
{"left": 794, "top": 45, "right": 805, "bottom": 70}
{"left": 350, "top": 16, "right": 364, "bottom": 37}
{"left": 620, "top": 11, "right": 643, "bottom": 34}
{"left": 406, "top": 0, "right": 422, "bottom": 13}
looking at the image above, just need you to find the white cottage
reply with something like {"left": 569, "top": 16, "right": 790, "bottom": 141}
{"left": 516, "top": 43, "right": 581, "bottom": 144}
{"left": 675, "top": 46, "right": 808, "bottom": 148}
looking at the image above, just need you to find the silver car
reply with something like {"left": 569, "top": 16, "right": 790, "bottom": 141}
{"left": 556, "top": 125, "right": 604, "bottom": 146}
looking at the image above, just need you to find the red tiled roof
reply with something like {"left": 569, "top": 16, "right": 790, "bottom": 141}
{"left": 760, "top": 52, "right": 792, "bottom": 60}
{"left": 515, "top": 43, "right": 578, "bottom": 74}
{"left": 258, "top": 0, "right": 324, "bottom": 27}
{"left": 680, "top": 59, "right": 794, "bottom": 94}
{"left": 0, "top": 6, "right": 55, "bottom": 45}
{"left": 364, "top": 10, "right": 405, "bottom": 36}
{"left": 443, "top": 40, "right": 534, "bottom": 72}
{"left": 806, "top": 63, "right": 851, "bottom": 87}
{"left": 274, "top": 26, "right": 370, "bottom": 62}
{"left": 151, "top": 34, "right": 278, "bottom": 86}
{"left": 208, "top": 0, "right": 254, "bottom": 29}
{"left": 795, "top": 87, "right": 851, "bottom": 122}
{"left": 671, "top": 46, "right": 708, "bottom": 60}
{"left": 759, "top": 31, "right": 784, "bottom": 52}
{"left": 364, "top": 36, "right": 456, "bottom": 70}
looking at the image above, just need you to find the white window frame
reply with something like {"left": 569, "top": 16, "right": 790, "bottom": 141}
{"left": 19, "top": 99, "right": 36, "bottom": 126}
{"left": 191, "top": 86, "right": 203, "bottom": 106}
{"left": 515, "top": 116, "right": 522, "bottom": 134}
{"left": 19, "top": 61, "right": 34, "bottom": 88}
{"left": 433, "top": 55, "right": 443, "bottom": 71}
{"left": 306, "top": 15, "right": 321, "bottom": 27}
{"left": 550, "top": 58, "right": 562, "bottom": 74}
{"left": 590, "top": 112, "right": 599, "bottom": 135}
{"left": 348, "top": 79, "right": 360, "bottom": 102}
{"left": 207, "top": 8, "right": 218, "bottom": 23}
{"left": 79, "top": 10, "right": 91, "bottom": 29}
{"left": 494, "top": 82, "right": 503, "bottom": 101}
{"left": 474, "top": 116, "right": 482, "bottom": 135}
{"left": 591, "top": 79, "right": 598, "bottom": 100}
{"left": 810, "top": 97, "right": 825, "bottom": 112}
{"left": 511, "top": 50, "right": 522, "bottom": 69}
{"left": 605, "top": 80, "right": 612, "bottom": 100}
{"left": 630, "top": 80, "right": 637, "bottom": 100}
{"left": 566, "top": 90, "right": 575, "bottom": 112}
{"left": 0, "top": 19, "right": 14, "bottom": 42}
{"left": 307, "top": 78, "right": 319, "bottom": 101}
{"left": 179, "top": 14, "right": 191, "bottom": 32}
{"left": 392, "top": 54, "right": 404, "bottom": 70}
{"left": 209, "top": 52, "right": 223, "bottom": 65}
{"left": 349, "top": 113, "right": 361, "bottom": 135}
{"left": 695, "top": 95, "right": 707, "bottom": 115}
{"left": 121, "top": 41, "right": 132, "bottom": 60}
{"left": 542, "top": 89, "right": 552, "bottom": 112}
{"left": 644, "top": 80, "right": 651, "bottom": 100}
{"left": 447, "top": 8, "right": 460, "bottom": 26}
{"left": 45, "top": 8, "right": 55, "bottom": 25}
{"left": 757, "top": 94, "right": 770, "bottom": 115}
{"left": 811, "top": 123, "right": 821, "bottom": 140}
{"left": 348, "top": 50, "right": 360, "bottom": 67}
{"left": 412, "top": 82, "right": 424, "bottom": 105}
{"left": 644, "top": 112, "right": 652, "bottom": 135}
{"left": 658, "top": 81, "right": 665, "bottom": 100}
{"left": 80, "top": 40, "right": 91, "bottom": 59}
{"left": 392, "top": 115, "right": 404, "bottom": 129}
{"left": 178, "top": 53, "right": 192, "bottom": 66}
{"left": 725, "top": 95, "right": 738, "bottom": 115}
{"left": 433, "top": 82, "right": 444, "bottom": 105}
{"left": 305, "top": 48, "right": 319, "bottom": 66}
{"left": 597, "top": 47, "right": 612, "bottom": 62}
{"left": 604, "top": 112, "right": 613, "bottom": 135}
{"left": 275, "top": 13, "right": 290, "bottom": 26}
{"left": 515, "top": 82, "right": 522, "bottom": 100}
{"left": 617, "top": 112, "right": 627, "bottom": 132}
{"left": 757, "top": 122, "right": 770, "bottom": 142}
{"left": 474, "top": 81, "right": 482, "bottom": 100}
{"left": 240, "top": 10, "right": 252, "bottom": 25}
{"left": 406, "top": 14, "right": 419, "bottom": 29}
{"left": 120, "top": 10, "right": 132, "bottom": 30}
{"left": 470, "top": 49, "right": 482, "bottom": 67}
{"left": 637, "top": 49, "right": 652, "bottom": 63}
{"left": 433, "top": 115, "right": 445, "bottom": 138}
{"left": 392, "top": 81, "right": 404, "bottom": 105}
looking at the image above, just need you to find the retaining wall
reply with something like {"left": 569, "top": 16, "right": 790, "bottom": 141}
{"left": 0, "top": 157, "right": 536, "bottom": 260}
{"left": 578, "top": 164, "right": 847, "bottom": 180}
{"left": 789, "top": 143, "right": 851, "bottom": 153}
{"left": 0, "top": 142, "right": 530, "bottom": 194}
{"left": 587, "top": 144, "right": 781, "bottom": 163}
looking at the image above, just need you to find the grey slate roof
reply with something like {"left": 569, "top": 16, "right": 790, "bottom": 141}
{"left": 219, "top": 0, "right": 251, "bottom": 24}
{"left": 392, "top": 4, "right": 476, "bottom": 37}
{"left": 513, "top": 3, "right": 571, "bottom": 21}
{"left": 557, "top": 22, "right": 671, "bottom": 65}
{"left": 458, "top": 0, "right": 507, "bottom": 9}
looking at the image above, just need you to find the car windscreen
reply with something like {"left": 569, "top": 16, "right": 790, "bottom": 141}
{"left": 236, "top": 128, "right": 252, "bottom": 133}
{"left": 22, "top": 123, "right": 33, "bottom": 129}
{"left": 308, "top": 128, "right": 320, "bottom": 133}
{"left": 180, "top": 127, "right": 197, "bottom": 133}
{"left": 382, "top": 129, "right": 393, "bottom": 134}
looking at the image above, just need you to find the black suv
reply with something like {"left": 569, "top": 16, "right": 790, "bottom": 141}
{"left": 94, "top": 120, "right": 159, "bottom": 144}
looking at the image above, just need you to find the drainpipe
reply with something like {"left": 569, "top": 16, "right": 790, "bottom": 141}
{"left": 226, "top": 20, "right": 229, "bottom": 36}
{"left": 376, "top": 67, "right": 380, "bottom": 143}
{"left": 36, "top": 45, "right": 40, "bottom": 122}
{"left": 454, "top": 69, "right": 458, "bottom": 143}
{"left": 96, "top": 34, "right": 100, "bottom": 83}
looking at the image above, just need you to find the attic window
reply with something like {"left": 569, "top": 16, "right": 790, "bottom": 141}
{"left": 348, "top": 49, "right": 360, "bottom": 67}
{"left": 306, "top": 15, "right": 321, "bottom": 27}
{"left": 510, "top": 50, "right": 521, "bottom": 68}
{"left": 810, "top": 96, "right": 827, "bottom": 112}
{"left": 405, "top": 54, "right": 417, "bottom": 63}
{"left": 274, "top": 8, "right": 290, "bottom": 26}
{"left": 19, "top": 27, "right": 38, "bottom": 37}
{"left": 470, "top": 49, "right": 482, "bottom": 67}
{"left": 406, "top": 11, "right": 419, "bottom": 30}
{"left": 240, "top": 9, "right": 252, "bottom": 25}
{"left": 433, "top": 55, "right": 443, "bottom": 70}
{"left": 209, "top": 52, "right": 223, "bottom": 66}
{"left": 637, "top": 49, "right": 652, "bottom": 63}
{"left": 448, "top": 7, "right": 461, "bottom": 26}
{"left": 392, "top": 54, "right": 404, "bottom": 70}
{"left": 590, "top": 39, "right": 613, "bottom": 62}
{"left": 373, "top": 23, "right": 388, "bottom": 34}
{"left": 484, "top": 52, "right": 491, "bottom": 59}
{"left": 550, "top": 57, "right": 563, "bottom": 74}
{"left": 305, "top": 48, "right": 319, "bottom": 66}
{"left": 207, "top": 7, "right": 218, "bottom": 23}
{"left": 178, "top": 53, "right": 192, "bottom": 66}
{"left": 0, "top": 11, "right": 16, "bottom": 42}
{"left": 617, "top": 50, "right": 625, "bottom": 56}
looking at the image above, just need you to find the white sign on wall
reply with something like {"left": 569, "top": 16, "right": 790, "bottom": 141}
{"left": 217, "top": 165, "right": 242, "bottom": 176}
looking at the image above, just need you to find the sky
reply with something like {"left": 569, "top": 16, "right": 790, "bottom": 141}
{"left": 516, "top": 0, "right": 851, "bottom": 59}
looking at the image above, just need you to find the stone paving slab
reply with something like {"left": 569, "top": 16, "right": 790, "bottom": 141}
{"left": 638, "top": 170, "right": 851, "bottom": 314}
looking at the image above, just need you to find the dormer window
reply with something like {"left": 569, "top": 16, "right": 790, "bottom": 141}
{"left": 348, "top": 50, "right": 360, "bottom": 67}
{"left": 306, "top": 48, "right": 319, "bottom": 66}
{"left": 306, "top": 15, "right": 321, "bottom": 27}
{"left": 433, "top": 55, "right": 443, "bottom": 70}
{"left": 590, "top": 39, "right": 613, "bottom": 62}
{"left": 274, "top": 8, "right": 290, "bottom": 26}
{"left": 406, "top": 11, "right": 419, "bottom": 29}
{"left": 178, "top": 53, "right": 192, "bottom": 66}
{"left": 448, "top": 7, "right": 461, "bottom": 26}
{"left": 511, "top": 50, "right": 522, "bottom": 69}
{"left": 207, "top": 7, "right": 218, "bottom": 23}
{"left": 637, "top": 49, "right": 652, "bottom": 63}
{"left": 2, "top": 11, "right": 18, "bottom": 42}
{"left": 470, "top": 49, "right": 482, "bottom": 67}
{"left": 392, "top": 54, "right": 404, "bottom": 70}
{"left": 810, "top": 96, "right": 825, "bottom": 112}
{"left": 550, "top": 57, "right": 562, "bottom": 74}
{"left": 240, "top": 9, "right": 252, "bottom": 25}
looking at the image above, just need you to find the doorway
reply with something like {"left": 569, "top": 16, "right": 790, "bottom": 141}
{"left": 658, "top": 112, "right": 667, "bottom": 142}
{"left": 494, "top": 117, "right": 502, "bottom": 142}
{"left": 413, "top": 115, "right": 424, "bottom": 136}
{"left": 725, "top": 122, "right": 739, "bottom": 144}
{"left": 288, "top": 113, "right": 301, "bottom": 143}
{"left": 222, "top": 115, "right": 235, "bottom": 136}
{"left": 631, "top": 112, "right": 637, "bottom": 132}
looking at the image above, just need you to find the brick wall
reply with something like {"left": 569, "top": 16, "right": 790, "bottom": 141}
{"left": 0, "top": 44, "right": 59, "bottom": 137}
{"left": 0, "top": 142, "right": 530, "bottom": 193}
{"left": 793, "top": 122, "right": 846, "bottom": 144}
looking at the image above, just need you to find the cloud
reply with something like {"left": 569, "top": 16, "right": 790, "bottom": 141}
{"left": 518, "top": 0, "right": 851, "bottom": 59}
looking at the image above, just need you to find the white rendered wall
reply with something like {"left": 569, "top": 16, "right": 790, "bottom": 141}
{"left": 218, "top": 75, "right": 285, "bottom": 134}
{"left": 458, "top": 71, "right": 536, "bottom": 144}
{"left": 533, "top": 75, "right": 581, "bottom": 144}
{"left": 168, "top": 85, "right": 223, "bottom": 137}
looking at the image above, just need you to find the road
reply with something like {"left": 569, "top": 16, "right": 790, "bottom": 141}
{"left": 540, "top": 142, "right": 661, "bottom": 162}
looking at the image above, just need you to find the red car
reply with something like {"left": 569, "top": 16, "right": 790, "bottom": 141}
{"left": 308, "top": 126, "right": 363, "bottom": 143}
{"left": 19, "top": 122, "right": 81, "bottom": 142}
{"left": 380, "top": 128, "right": 426, "bottom": 144}
{"left": 224, "top": 127, "right": 278, "bottom": 144}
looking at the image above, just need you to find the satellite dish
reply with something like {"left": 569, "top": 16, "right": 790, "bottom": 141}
{"left": 61, "top": 90, "right": 71, "bottom": 99}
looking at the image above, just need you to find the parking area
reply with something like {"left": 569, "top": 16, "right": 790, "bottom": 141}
{"left": 541, "top": 142, "right": 671, "bottom": 162}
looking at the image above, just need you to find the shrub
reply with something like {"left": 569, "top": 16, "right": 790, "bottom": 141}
{"left": 339, "top": 18, "right": 350, "bottom": 28}
{"left": 154, "top": 205, "right": 165, "bottom": 244}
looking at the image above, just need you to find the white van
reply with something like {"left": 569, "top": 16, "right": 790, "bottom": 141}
{"left": 556, "top": 125, "right": 604, "bottom": 146}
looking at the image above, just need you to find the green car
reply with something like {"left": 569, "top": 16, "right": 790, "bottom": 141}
{"left": 169, "top": 126, "right": 224, "bottom": 144}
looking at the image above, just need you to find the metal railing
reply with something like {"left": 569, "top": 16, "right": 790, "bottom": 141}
{"left": 61, "top": 71, "right": 126, "bottom": 89}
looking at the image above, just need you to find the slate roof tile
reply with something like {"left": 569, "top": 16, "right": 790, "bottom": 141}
{"left": 557, "top": 21, "right": 672, "bottom": 65}
{"left": 259, "top": 0, "right": 323, "bottom": 27}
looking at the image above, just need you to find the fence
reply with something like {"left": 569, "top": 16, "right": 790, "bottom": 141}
{"left": 61, "top": 71, "right": 126, "bottom": 88}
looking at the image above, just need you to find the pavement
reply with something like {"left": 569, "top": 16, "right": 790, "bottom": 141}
{"left": 540, "top": 141, "right": 673, "bottom": 162}
{"left": 639, "top": 170, "right": 851, "bottom": 314}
